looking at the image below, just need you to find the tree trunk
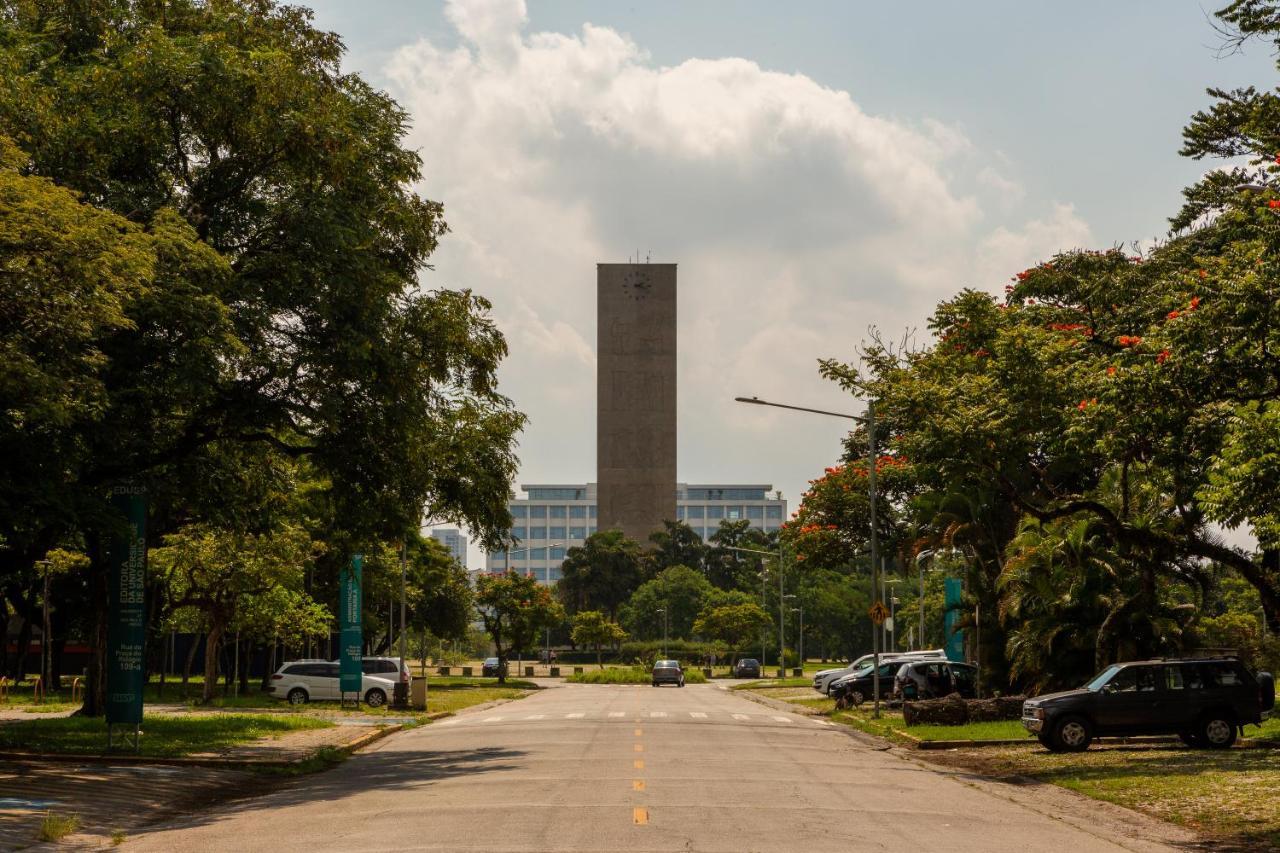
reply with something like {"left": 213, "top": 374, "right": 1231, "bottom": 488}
{"left": 202, "top": 622, "right": 224, "bottom": 704}
{"left": 596, "top": 643, "right": 602, "bottom": 669}
{"left": 238, "top": 640, "right": 251, "bottom": 696}
{"left": 182, "top": 633, "right": 199, "bottom": 686}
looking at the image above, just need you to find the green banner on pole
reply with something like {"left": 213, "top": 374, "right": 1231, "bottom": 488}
{"left": 106, "top": 486, "right": 147, "bottom": 725}
{"left": 339, "top": 554, "right": 363, "bottom": 694}
{"left": 943, "top": 577, "right": 964, "bottom": 662}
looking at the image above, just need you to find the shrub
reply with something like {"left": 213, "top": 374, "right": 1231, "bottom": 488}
{"left": 618, "top": 640, "right": 725, "bottom": 666}
{"left": 565, "top": 666, "right": 707, "bottom": 684}
{"left": 39, "top": 812, "right": 80, "bottom": 842}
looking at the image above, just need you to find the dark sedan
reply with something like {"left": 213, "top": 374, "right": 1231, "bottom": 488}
{"left": 481, "top": 657, "right": 506, "bottom": 678}
{"left": 734, "top": 658, "right": 762, "bottom": 679}
{"left": 652, "top": 659, "right": 685, "bottom": 687}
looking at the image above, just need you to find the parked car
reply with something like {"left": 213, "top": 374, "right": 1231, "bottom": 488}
{"left": 652, "top": 659, "right": 685, "bottom": 687}
{"left": 361, "top": 656, "right": 411, "bottom": 688}
{"left": 482, "top": 657, "right": 506, "bottom": 677}
{"left": 267, "top": 660, "right": 399, "bottom": 706}
{"left": 734, "top": 658, "right": 762, "bottom": 679}
{"left": 813, "top": 649, "right": 946, "bottom": 695}
{"left": 895, "top": 660, "right": 978, "bottom": 700}
{"left": 829, "top": 657, "right": 919, "bottom": 708}
{"left": 1022, "top": 657, "right": 1275, "bottom": 752}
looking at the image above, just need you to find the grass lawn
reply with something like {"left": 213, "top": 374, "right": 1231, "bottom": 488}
{"left": 931, "top": 741, "right": 1280, "bottom": 849}
{"left": 566, "top": 667, "right": 708, "bottom": 684}
{"left": 0, "top": 713, "right": 329, "bottom": 757}
{"left": 731, "top": 677, "right": 813, "bottom": 691}
{"left": 425, "top": 684, "right": 530, "bottom": 715}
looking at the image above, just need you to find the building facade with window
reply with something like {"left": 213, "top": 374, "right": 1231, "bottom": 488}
{"left": 430, "top": 528, "right": 468, "bottom": 569}
{"left": 484, "top": 483, "right": 786, "bottom": 584}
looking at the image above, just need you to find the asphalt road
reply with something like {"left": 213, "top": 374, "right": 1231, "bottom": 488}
{"left": 126, "top": 682, "right": 1185, "bottom": 852}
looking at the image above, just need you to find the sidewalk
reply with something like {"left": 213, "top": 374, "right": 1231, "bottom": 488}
{"left": 0, "top": 718, "right": 408, "bottom": 849}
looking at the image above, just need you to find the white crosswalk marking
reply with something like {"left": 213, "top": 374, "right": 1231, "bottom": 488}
{"left": 689, "top": 712, "right": 707, "bottom": 718}
{"left": 732, "top": 713, "right": 750, "bottom": 721}
{"left": 608, "top": 712, "right": 625, "bottom": 718}
{"left": 648, "top": 711, "right": 668, "bottom": 718}
{"left": 772, "top": 716, "right": 792, "bottom": 723}
{"left": 813, "top": 719, "right": 833, "bottom": 726}
{"left": 482, "top": 716, "right": 504, "bottom": 722}
{"left": 525, "top": 714, "right": 546, "bottom": 720}
{"left": 566, "top": 713, "right": 584, "bottom": 719}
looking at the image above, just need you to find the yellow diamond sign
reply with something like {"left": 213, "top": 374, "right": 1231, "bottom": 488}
{"left": 868, "top": 601, "right": 889, "bottom": 625}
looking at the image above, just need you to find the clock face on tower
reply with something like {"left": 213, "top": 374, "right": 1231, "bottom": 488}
{"left": 622, "top": 267, "right": 653, "bottom": 301}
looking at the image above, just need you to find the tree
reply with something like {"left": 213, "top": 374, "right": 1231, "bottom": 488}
{"left": 693, "top": 602, "right": 771, "bottom": 665}
{"left": 151, "top": 522, "right": 318, "bottom": 702}
{"left": 0, "top": 0, "right": 525, "bottom": 713}
{"left": 475, "top": 572, "right": 564, "bottom": 685}
{"left": 706, "top": 520, "right": 775, "bottom": 590}
{"left": 619, "top": 565, "right": 713, "bottom": 641}
{"left": 571, "top": 610, "right": 628, "bottom": 668}
{"left": 646, "top": 521, "right": 706, "bottom": 576}
{"left": 557, "top": 530, "right": 643, "bottom": 620}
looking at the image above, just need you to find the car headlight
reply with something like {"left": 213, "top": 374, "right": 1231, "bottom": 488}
{"left": 1034, "top": 708, "right": 1045, "bottom": 720}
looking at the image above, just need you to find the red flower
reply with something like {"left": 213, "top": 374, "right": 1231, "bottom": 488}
{"left": 1197, "top": 269, "right": 1208, "bottom": 279}
{"left": 1167, "top": 309, "right": 1181, "bottom": 320}
{"left": 1077, "top": 399, "right": 1091, "bottom": 411}
{"left": 1106, "top": 365, "right": 1116, "bottom": 376}
{"left": 1016, "top": 270, "right": 1030, "bottom": 281}
{"left": 1189, "top": 296, "right": 1201, "bottom": 310}
{"left": 1117, "top": 335, "right": 1142, "bottom": 347}
{"left": 1268, "top": 200, "right": 1280, "bottom": 209}
{"left": 1157, "top": 349, "right": 1171, "bottom": 364}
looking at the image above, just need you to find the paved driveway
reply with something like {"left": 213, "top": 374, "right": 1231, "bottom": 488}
{"left": 126, "top": 682, "right": 1187, "bottom": 852}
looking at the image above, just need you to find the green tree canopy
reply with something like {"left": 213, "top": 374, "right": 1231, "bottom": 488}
{"left": 619, "top": 565, "right": 714, "bottom": 641}
{"left": 475, "top": 572, "right": 564, "bottom": 684}
{"left": 557, "top": 529, "right": 643, "bottom": 620}
{"left": 570, "top": 610, "right": 627, "bottom": 668}
{"left": 693, "top": 602, "right": 770, "bottom": 664}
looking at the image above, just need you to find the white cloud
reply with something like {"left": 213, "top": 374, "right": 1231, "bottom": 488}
{"left": 385, "top": 0, "right": 1093, "bottom": 537}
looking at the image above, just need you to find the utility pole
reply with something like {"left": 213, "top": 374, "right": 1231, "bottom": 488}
{"left": 395, "top": 538, "right": 409, "bottom": 708}
{"left": 868, "top": 401, "right": 881, "bottom": 718}
{"left": 778, "top": 545, "right": 786, "bottom": 678}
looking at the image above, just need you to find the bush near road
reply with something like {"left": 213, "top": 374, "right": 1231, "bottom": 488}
{"left": 0, "top": 714, "right": 329, "bottom": 757}
{"left": 566, "top": 667, "right": 707, "bottom": 685}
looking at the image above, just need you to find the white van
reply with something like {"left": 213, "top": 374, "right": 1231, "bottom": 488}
{"left": 268, "top": 660, "right": 398, "bottom": 707}
{"left": 812, "top": 649, "right": 948, "bottom": 695}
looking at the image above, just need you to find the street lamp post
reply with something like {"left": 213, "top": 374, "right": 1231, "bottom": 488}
{"left": 790, "top": 605, "right": 804, "bottom": 670}
{"left": 885, "top": 579, "right": 901, "bottom": 653}
{"left": 727, "top": 544, "right": 787, "bottom": 678}
{"left": 783, "top": 593, "right": 797, "bottom": 672}
{"left": 35, "top": 559, "right": 52, "bottom": 689}
{"left": 735, "top": 395, "right": 883, "bottom": 716}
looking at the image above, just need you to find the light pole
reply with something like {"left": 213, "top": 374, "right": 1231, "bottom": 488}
{"left": 735, "top": 395, "right": 883, "bottom": 716}
{"left": 790, "top": 604, "right": 803, "bottom": 670}
{"left": 35, "top": 559, "right": 52, "bottom": 689}
{"left": 726, "top": 544, "right": 787, "bottom": 678}
{"left": 656, "top": 608, "right": 667, "bottom": 657}
{"left": 783, "top": 593, "right": 797, "bottom": 672}
{"left": 395, "top": 539, "right": 409, "bottom": 708}
{"left": 885, "top": 579, "right": 901, "bottom": 653}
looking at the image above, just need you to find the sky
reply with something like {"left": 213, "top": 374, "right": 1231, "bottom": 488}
{"left": 300, "top": 0, "right": 1273, "bottom": 562}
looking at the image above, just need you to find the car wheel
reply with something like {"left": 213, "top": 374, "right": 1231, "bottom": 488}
{"left": 1200, "top": 714, "right": 1237, "bottom": 749}
{"left": 652, "top": 682, "right": 658, "bottom": 687}
{"left": 848, "top": 690, "right": 865, "bottom": 707}
{"left": 1049, "top": 715, "right": 1093, "bottom": 752}
{"left": 364, "top": 688, "right": 387, "bottom": 708}
{"left": 678, "top": 680, "right": 685, "bottom": 688}
{"left": 287, "top": 688, "right": 308, "bottom": 705}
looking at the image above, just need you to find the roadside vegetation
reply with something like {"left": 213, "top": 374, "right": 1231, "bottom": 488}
{"left": 566, "top": 666, "right": 707, "bottom": 685}
{"left": 0, "top": 714, "right": 329, "bottom": 758}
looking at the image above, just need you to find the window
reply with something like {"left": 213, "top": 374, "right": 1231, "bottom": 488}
{"left": 686, "top": 505, "right": 704, "bottom": 519}
{"left": 547, "top": 566, "right": 563, "bottom": 582}
{"left": 528, "top": 505, "right": 548, "bottom": 520}
{"left": 746, "top": 505, "right": 764, "bottom": 520}
{"left": 726, "top": 506, "right": 743, "bottom": 520}
{"left": 1165, "top": 666, "right": 1185, "bottom": 690}
{"left": 570, "top": 505, "right": 587, "bottom": 519}
{"left": 588, "top": 526, "right": 597, "bottom": 536}
{"left": 1203, "top": 662, "right": 1245, "bottom": 687}
{"left": 569, "top": 526, "right": 586, "bottom": 540}
{"left": 1106, "top": 666, "right": 1158, "bottom": 693}
{"left": 529, "top": 526, "right": 547, "bottom": 540}
{"left": 688, "top": 488, "right": 767, "bottom": 501}
{"left": 511, "top": 526, "right": 527, "bottom": 541}
{"left": 509, "top": 505, "right": 527, "bottom": 518}
{"left": 550, "top": 505, "right": 567, "bottom": 519}
{"left": 362, "top": 660, "right": 398, "bottom": 675}
{"left": 550, "top": 546, "right": 566, "bottom": 560}
{"left": 549, "top": 526, "right": 566, "bottom": 539}
{"left": 530, "top": 548, "right": 547, "bottom": 560}
{"left": 676, "top": 506, "right": 685, "bottom": 520}
{"left": 707, "top": 506, "right": 724, "bottom": 519}
{"left": 765, "top": 505, "right": 783, "bottom": 519}
{"left": 589, "top": 505, "right": 598, "bottom": 518}
{"left": 527, "top": 488, "right": 586, "bottom": 500}
{"left": 491, "top": 549, "right": 507, "bottom": 561}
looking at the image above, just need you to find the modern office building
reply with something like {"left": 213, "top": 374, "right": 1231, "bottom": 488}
{"left": 430, "top": 528, "right": 468, "bottom": 569}
{"left": 484, "top": 483, "right": 786, "bottom": 584}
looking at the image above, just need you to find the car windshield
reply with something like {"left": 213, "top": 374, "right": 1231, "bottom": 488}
{"left": 656, "top": 660, "right": 678, "bottom": 668}
{"left": 1084, "top": 664, "right": 1122, "bottom": 691}
{"left": 484, "top": 658, "right": 498, "bottom": 665}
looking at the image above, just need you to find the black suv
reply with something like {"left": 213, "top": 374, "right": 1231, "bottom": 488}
{"left": 1023, "top": 657, "right": 1275, "bottom": 752}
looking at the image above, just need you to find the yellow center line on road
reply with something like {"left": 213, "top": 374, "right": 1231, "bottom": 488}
{"left": 634, "top": 759, "right": 644, "bottom": 769}
{"left": 633, "top": 806, "right": 648, "bottom": 825}
{"left": 634, "top": 728, "right": 642, "bottom": 737}
{"left": 633, "top": 780, "right": 645, "bottom": 791}
{"left": 634, "top": 743, "right": 644, "bottom": 752}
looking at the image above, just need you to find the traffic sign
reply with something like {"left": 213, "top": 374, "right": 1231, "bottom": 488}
{"left": 868, "top": 601, "right": 889, "bottom": 625}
